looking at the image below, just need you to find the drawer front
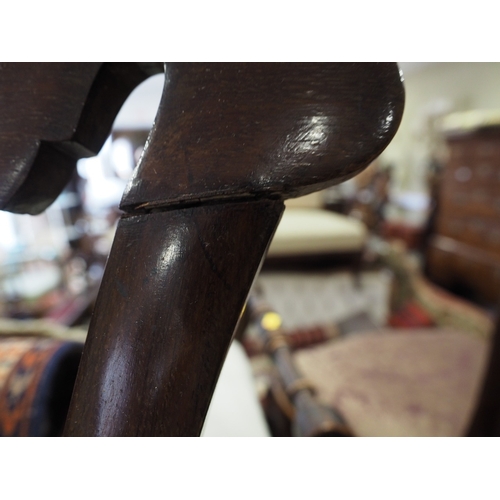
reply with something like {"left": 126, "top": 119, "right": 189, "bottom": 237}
{"left": 434, "top": 212, "right": 500, "bottom": 252}
{"left": 426, "top": 238, "right": 500, "bottom": 304}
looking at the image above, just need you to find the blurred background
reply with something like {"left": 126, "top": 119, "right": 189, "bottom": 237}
{"left": 2, "top": 63, "right": 499, "bottom": 437}
{"left": 5, "top": 63, "right": 500, "bottom": 323}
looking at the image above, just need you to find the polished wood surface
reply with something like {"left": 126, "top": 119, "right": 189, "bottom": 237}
{"left": 0, "top": 63, "right": 405, "bottom": 436}
{"left": 121, "top": 63, "right": 404, "bottom": 212}
{"left": 0, "top": 63, "right": 163, "bottom": 214}
{"left": 427, "top": 128, "right": 500, "bottom": 304}
{"left": 65, "top": 201, "right": 282, "bottom": 435}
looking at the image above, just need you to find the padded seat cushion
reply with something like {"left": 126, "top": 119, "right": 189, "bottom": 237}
{"left": 267, "top": 208, "right": 367, "bottom": 257}
{"left": 294, "top": 329, "right": 490, "bottom": 436}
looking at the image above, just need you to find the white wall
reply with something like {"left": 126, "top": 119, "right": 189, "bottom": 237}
{"left": 113, "top": 73, "right": 165, "bottom": 130}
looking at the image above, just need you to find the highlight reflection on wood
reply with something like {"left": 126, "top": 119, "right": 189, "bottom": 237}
{"left": 0, "top": 63, "right": 406, "bottom": 436}
{"left": 64, "top": 202, "right": 283, "bottom": 436}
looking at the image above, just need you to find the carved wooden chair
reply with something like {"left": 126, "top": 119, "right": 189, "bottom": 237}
{"left": 5, "top": 62, "right": 493, "bottom": 437}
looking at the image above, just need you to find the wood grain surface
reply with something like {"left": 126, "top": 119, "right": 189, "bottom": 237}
{"left": 0, "top": 63, "right": 163, "bottom": 214}
{"left": 64, "top": 201, "right": 283, "bottom": 436}
{"left": 121, "top": 63, "right": 404, "bottom": 212}
{"left": 0, "top": 63, "right": 408, "bottom": 436}
{"left": 63, "top": 63, "right": 404, "bottom": 436}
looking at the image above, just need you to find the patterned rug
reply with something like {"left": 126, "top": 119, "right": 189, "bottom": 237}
{"left": 255, "top": 269, "right": 391, "bottom": 329}
{"left": 0, "top": 337, "right": 83, "bottom": 436}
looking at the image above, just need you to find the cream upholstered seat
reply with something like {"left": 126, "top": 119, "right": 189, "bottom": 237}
{"left": 267, "top": 192, "right": 367, "bottom": 258}
{"left": 268, "top": 208, "right": 367, "bottom": 257}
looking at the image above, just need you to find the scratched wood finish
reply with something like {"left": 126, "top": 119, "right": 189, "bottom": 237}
{"left": 0, "top": 63, "right": 407, "bottom": 436}
{"left": 0, "top": 62, "right": 163, "bottom": 214}
{"left": 121, "top": 63, "right": 405, "bottom": 212}
{"left": 62, "top": 63, "right": 402, "bottom": 436}
{"left": 64, "top": 200, "right": 283, "bottom": 436}
{"left": 3, "top": 63, "right": 500, "bottom": 437}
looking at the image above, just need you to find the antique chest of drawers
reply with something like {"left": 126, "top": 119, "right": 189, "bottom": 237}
{"left": 427, "top": 124, "right": 500, "bottom": 304}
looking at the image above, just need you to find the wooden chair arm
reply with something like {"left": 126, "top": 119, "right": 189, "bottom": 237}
{"left": 0, "top": 63, "right": 404, "bottom": 435}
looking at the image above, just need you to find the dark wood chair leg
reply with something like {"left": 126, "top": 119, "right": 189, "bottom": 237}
{"left": 248, "top": 295, "right": 352, "bottom": 437}
{"left": 64, "top": 201, "right": 283, "bottom": 436}
{"left": 0, "top": 63, "right": 404, "bottom": 436}
{"left": 64, "top": 63, "right": 404, "bottom": 436}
